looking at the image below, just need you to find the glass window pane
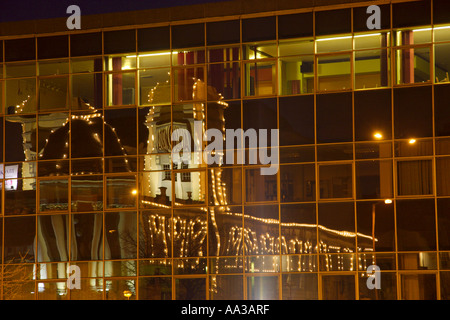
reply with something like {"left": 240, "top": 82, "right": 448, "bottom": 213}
{"left": 5, "top": 38, "right": 35, "bottom": 62}
{"left": 138, "top": 26, "right": 170, "bottom": 52}
{"left": 138, "top": 277, "right": 172, "bottom": 300}
{"left": 71, "top": 213, "right": 103, "bottom": 261}
{"left": 279, "top": 95, "right": 314, "bottom": 146}
{"left": 279, "top": 39, "right": 314, "bottom": 56}
{"left": 70, "top": 112, "right": 104, "bottom": 159}
{"left": 5, "top": 62, "right": 35, "bottom": 78}
{"left": 394, "top": 86, "right": 432, "bottom": 139}
{"left": 396, "top": 199, "right": 436, "bottom": 251}
{"left": 321, "top": 275, "right": 355, "bottom": 300}
{"left": 282, "top": 273, "right": 317, "bottom": 300}
{"left": 5, "top": 178, "right": 36, "bottom": 215}
{"left": 70, "top": 32, "right": 102, "bottom": 57}
{"left": 245, "top": 168, "right": 277, "bottom": 202}
{"left": 318, "top": 202, "right": 355, "bottom": 252}
{"left": 210, "top": 275, "right": 243, "bottom": 300}
{"left": 106, "top": 175, "right": 137, "bottom": 209}
{"left": 279, "top": 55, "right": 314, "bottom": 95}
{"left": 38, "top": 77, "right": 69, "bottom": 111}
{"left": 139, "top": 210, "right": 172, "bottom": 258}
{"left": 174, "top": 170, "right": 206, "bottom": 204}
{"left": 38, "top": 60, "right": 69, "bottom": 76}
{"left": 316, "top": 92, "right": 352, "bottom": 143}
{"left": 175, "top": 278, "right": 206, "bottom": 300}
{"left": 356, "top": 160, "right": 393, "bottom": 200}
{"left": 172, "top": 49, "right": 205, "bottom": 66}
{"left": 244, "top": 60, "right": 277, "bottom": 96}
{"left": 316, "top": 35, "right": 352, "bottom": 53}
{"left": 353, "top": 5, "right": 391, "bottom": 32}
{"left": 106, "top": 72, "right": 136, "bottom": 106}
{"left": 5, "top": 116, "right": 36, "bottom": 162}
{"left": 173, "top": 208, "right": 207, "bottom": 258}
{"left": 37, "top": 35, "right": 68, "bottom": 59}
{"left": 104, "top": 108, "right": 137, "bottom": 156}
{"left": 278, "top": 12, "right": 313, "bottom": 39}
{"left": 359, "top": 272, "right": 397, "bottom": 300}
{"left": 208, "top": 168, "right": 242, "bottom": 206}
{"left": 39, "top": 179, "right": 69, "bottom": 212}
{"left": 244, "top": 205, "right": 279, "bottom": 255}
{"left": 317, "top": 143, "right": 353, "bottom": 161}
{"left": 280, "top": 146, "right": 315, "bottom": 164}
{"left": 356, "top": 201, "right": 395, "bottom": 252}
{"left": 71, "top": 57, "right": 103, "bottom": 74}
{"left": 397, "top": 160, "right": 433, "bottom": 196}
{"left": 208, "top": 206, "right": 242, "bottom": 256}
{"left": 71, "top": 176, "right": 103, "bottom": 212}
{"left": 243, "top": 43, "right": 277, "bottom": 60}
{"left": 37, "top": 215, "right": 69, "bottom": 262}
{"left": 138, "top": 52, "right": 171, "bottom": 69}
{"left": 5, "top": 78, "right": 36, "bottom": 114}
{"left": 280, "top": 203, "right": 316, "bottom": 254}
{"left": 434, "top": 25, "right": 450, "bottom": 42}
{"left": 4, "top": 216, "right": 36, "bottom": 262}
{"left": 71, "top": 73, "right": 103, "bottom": 110}
{"left": 401, "top": 274, "right": 436, "bottom": 300}
{"left": 435, "top": 84, "right": 450, "bottom": 136}
{"left": 105, "top": 212, "right": 137, "bottom": 259}
{"left": 208, "top": 46, "right": 240, "bottom": 63}
{"left": 355, "top": 49, "right": 390, "bottom": 89}
{"left": 104, "top": 30, "right": 136, "bottom": 55}
{"left": 317, "top": 54, "right": 351, "bottom": 92}
{"left": 319, "top": 164, "right": 353, "bottom": 199}
{"left": 172, "top": 23, "right": 205, "bottom": 49}
{"left": 207, "top": 62, "right": 240, "bottom": 100}
{"left": 173, "top": 66, "right": 205, "bottom": 102}
{"left": 394, "top": 29, "right": 432, "bottom": 46}
{"left": 280, "top": 164, "right": 315, "bottom": 202}
{"left": 440, "top": 271, "right": 450, "bottom": 300}
{"left": 104, "top": 55, "right": 136, "bottom": 71}
{"left": 438, "top": 198, "right": 450, "bottom": 250}
{"left": 395, "top": 46, "right": 431, "bottom": 85}
{"left": 247, "top": 276, "right": 279, "bottom": 300}
{"left": 393, "top": 1, "right": 431, "bottom": 28}
{"left": 207, "top": 20, "right": 240, "bottom": 46}
{"left": 242, "top": 17, "right": 276, "bottom": 42}
{"left": 437, "top": 158, "right": 450, "bottom": 196}
{"left": 315, "top": 9, "right": 351, "bottom": 36}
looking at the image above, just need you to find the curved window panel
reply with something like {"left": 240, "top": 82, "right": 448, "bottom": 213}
{"left": 245, "top": 168, "right": 277, "bottom": 203}
{"left": 69, "top": 279, "right": 103, "bottom": 299}
{"left": 282, "top": 273, "right": 318, "bottom": 300}
{"left": 172, "top": 49, "right": 205, "bottom": 66}
{"left": 210, "top": 275, "right": 243, "bottom": 300}
{"left": 174, "top": 170, "right": 206, "bottom": 205}
{"left": 139, "top": 259, "right": 172, "bottom": 276}
{"left": 244, "top": 205, "right": 279, "bottom": 255}
{"left": 317, "top": 144, "right": 353, "bottom": 161}
{"left": 138, "top": 26, "right": 170, "bottom": 53}
{"left": 318, "top": 202, "right": 355, "bottom": 253}
{"left": 394, "top": 29, "right": 432, "bottom": 46}
{"left": 175, "top": 277, "right": 206, "bottom": 300}
{"left": 207, "top": 20, "right": 240, "bottom": 46}
{"left": 105, "top": 212, "right": 137, "bottom": 260}
{"left": 279, "top": 39, "right": 314, "bottom": 57}
{"left": 316, "top": 35, "right": 352, "bottom": 53}
{"left": 280, "top": 146, "right": 315, "bottom": 164}
{"left": 37, "top": 215, "right": 69, "bottom": 263}
{"left": 5, "top": 178, "right": 36, "bottom": 215}
{"left": 279, "top": 55, "right": 314, "bottom": 95}
{"left": 138, "top": 106, "right": 171, "bottom": 155}
{"left": 5, "top": 38, "right": 35, "bottom": 62}
{"left": 242, "top": 16, "right": 276, "bottom": 42}
{"left": 70, "top": 32, "right": 102, "bottom": 57}
{"left": 71, "top": 73, "right": 103, "bottom": 110}
{"left": 438, "top": 199, "right": 450, "bottom": 253}
{"left": 71, "top": 175, "right": 103, "bottom": 212}
{"left": 208, "top": 206, "right": 243, "bottom": 256}
{"left": 138, "top": 277, "right": 172, "bottom": 300}
{"left": 139, "top": 171, "right": 172, "bottom": 209}
{"left": 37, "top": 282, "right": 68, "bottom": 300}
{"left": 5, "top": 78, "right": 36, "bottom": 114}
{"left": 434, "top": 25, "right": 450, "bottom": 42}
{"left": 435, "top": 84, "right": 450, "bottom": 136}
{"left": 139, "top": 68, "right": 171, "bottom": 105}
{"left": 137, "top": 51, "right": 171, "bottom": 69}
{"left": 174, "top": 259, "right": 207, "bottom": 275}
{"left": 354, "top": 32, "right": 390, "bottom": 50}
{"left": 70, "top": 57, "right": 103, "bottom": 74}
{"left": 436, "top": 157, "right": 450, "bottom": 196}
{"left": 356, "top": 201, "right": 395, "bottom": 252}
{"left": 173, "top": 208, "right": 207, "bottom": 258}
{"left": 172, "top": 23, "right": 205, "bottom": 49}
{"left": 5, "top": 62, "right": 35, "bottom": 78}
{"left": 139, "top": 210, "right": 172, "bottom": 258}
{"left": 279, "top": 95, "right": 314, "bottom": 146}
{"left": 394, "top": 139, "right": 433, "bottom": 157}
{"left": 319, "top": 253, "right": 355, "bottom": 271}
{"left": 4, "top": 216, "right": 36, "bottom": 263}
{"left": 106, "top": 175, "right": 137, "bottom": 209}
{"left": 359, "top": 272, "right": 397, "bottom": 300}
{"left": 278, "top": 12, "right": 313, "bottom": 40}
{"left": 246, "top": 255, "right": 280, "bottom": 273}
{"left": 5, "top": 117, "right": 37, "bottom": 162}
{"left": 71, "top": 213, "right": 103, "bottom": 261}
{"left": 208, "top": 46, "right": 240, "bottom": 63}
{"left": 280, "top": 203, "right": 317, "bottom": 254}
{"left": 281, "top": 255, "right": 317, "bottom": 273}
{"left": 396, "top": 199, "right": 436, "bottom": 251}
{"left": 315, "top": 9, "right": 351, "bottom": 37}
{"left": 38, "top": 113, "right": 70, "bottom": 160}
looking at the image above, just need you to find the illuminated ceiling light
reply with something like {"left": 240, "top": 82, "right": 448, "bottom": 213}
{"left": 384, "top": 199, "right": 393, "bottom": 204}
{"left": 316, "top": 35, "right": 352, "bottom": 42}
{"left": 126, "top": 51, "right": 177, "bottom": 58}
{"left": 131, "top": 189, "right": 138, "bottom": 195}
{"left": 409, "top": 138, "right": 416, "bottom": 144}
{"left": 434, "top": 26, "right": 450, "bottom": 31}
{"left": 354, "top": 33, "right": 382, "bottom": 38}
{"left": 373, "top": 132, "right": 383, "bottom": 139}
{"left": 413, "top": 27, "right": 432, "bottom": 32}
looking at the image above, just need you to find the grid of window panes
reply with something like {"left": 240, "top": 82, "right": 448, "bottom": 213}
{"left": 0, "top": 0, "right": 449, "bottom": 300}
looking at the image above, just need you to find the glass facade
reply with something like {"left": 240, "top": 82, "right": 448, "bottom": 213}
{"left": 0, "top": 0, "right": 449, "bottom": 300}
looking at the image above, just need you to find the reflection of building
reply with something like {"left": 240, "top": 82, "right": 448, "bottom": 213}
{"left": 0, "top": 0, "right": 450, "bottom": 300}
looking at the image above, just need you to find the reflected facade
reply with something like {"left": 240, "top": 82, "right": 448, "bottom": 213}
{"left": 0, "top": 0, "right": 449, "bottom": 300}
